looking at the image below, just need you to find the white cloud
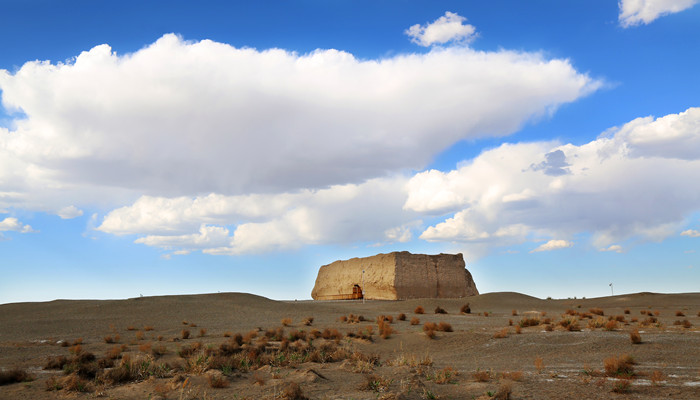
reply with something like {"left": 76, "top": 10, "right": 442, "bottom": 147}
{"left": 407, "top": 107, "right": 700, "bottom": 252}
{"left": 0, "top": 34, "right": 599, "bottom": 214}
{"left": 600, "top": 244, "right": 624, "bottom": 253}
{"left": 619, "top": 0, "right": 698, "bottom": 27}
{"left": 100, "top": 176, "right": 419, "bottom": 255}
{"left": 0, "top": 217, "right": 36, "bottom": 233}
{"left": 530, "top": 239, "right": 573, "bottom": 253}
{"left": 57, "top": 205, "right": 83, "bottom": 219}
{"left": 681, "top": 229, "right": 700, "bottom": 237}
{"left": 405, "top": 12, "right": 477, "bottom": 47}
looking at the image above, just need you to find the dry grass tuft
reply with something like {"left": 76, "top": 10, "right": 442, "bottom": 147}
{"left": 518, "top": 317, "right": 540, "bottom": 328}
{"left": 611, "top": 378, "right": 632, "bottom": 393}
{"left": 472, "top": 369, "right": 491, "bottom": 382}
{"left": 650, "top": 370, "right": 665, "bottom": 386}
{"left": 604, "top": 320, "right": 618, "bottom": 331}
{"left": 494, "top": 381, "right": 513, "bottom": 400}
{"left": 432, "top": 366, "right": 458, "bottom": 384}
{"left": 493, "top": 328, "right": 509, "bottom": 339}
{"left": 534, "top": 357, "right": 544, "bottom": 373}
{"left": 207, "top": 373, "right": 229, "bottom": 388}
{"left": 630, "top": 329, "right": 642, "bottom": 344}
{"left": 281, "top": 381, "right": 307, "bottom": 399}
{"left": 437, "top": 322, "right": 452, "bottom": 332}
{"left": 603, "top": 354, "right": 635, "bottom": 377}
{"left": 414, "top": 306, "right": 425, "bottom": 314}
{"left": 0, "top": 368, "right": 33, "bottom": 386}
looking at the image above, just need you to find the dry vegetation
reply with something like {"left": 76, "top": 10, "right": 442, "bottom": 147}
{"left": 1, "top": 292, "right": 699, "bottom": 399}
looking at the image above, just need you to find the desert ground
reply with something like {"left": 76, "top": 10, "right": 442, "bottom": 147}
{"left": 1, "top": 291, "right": 699, "bottom": 399}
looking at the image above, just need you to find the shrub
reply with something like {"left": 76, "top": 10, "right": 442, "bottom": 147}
{"left": 181, "top": 329, "right": 191, "bottom": 339}
{"left": 611, "top": 378, "right": 632, "bottom": 393}
{"left": 534, "top": 357, "right": 544, "bottom": 373}
{"left": 0, "top": 368, "right": 33, "bottom": 386}
{"left": 45, "top": 355, "right": 69, "bottom": 369}
{"left": 603, "top": 354, "right": 635, "bottom": 377}
{"left": 437, "top": 322, "right": 453, "bottom": 332}
{"left": 494, "top": 381, "right": 513, "bottom": 400}
{"left": 630, "top": 329, "right": 642, "bottom": 344}
{"left": 472, "top": 369, "right": 491, "bottom": 382}
{"left": 432, "top": 366, "right": 458, "bottom": 384}
{"left": 410, "top": 317, "right": 420, "bottom": 325}
{"left": 414, "top": 306, "right": 425, "bottom": 314}
{"left": 434, "top": 306, "right": 447, "bottom": 314}
{"left": 493, "top": 328, "right": 508, "bottom": 339}
{"left": 281, "top": 381, "right": 307, "bottom": 400}
{"left": 650, "top": 370, "right": 664, "bottom": 386}
{"left": 207, "top": 373, "right": 229, "bottom": 388}
{"left": 604, "top": 320, "right": 618, "bottom": 331}
{"left": 138, "top": 343, "right": 152, "bottom": 353}
{"left": 460, "top": 303, "right": 471, "bottom": 314}
{"left": 519, "top": 317, "right": 540, "bottom": 328}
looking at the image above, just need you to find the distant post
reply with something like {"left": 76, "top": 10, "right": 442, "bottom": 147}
{"left": 609, "top": 283, "right": 613, "bottom": 296}
{"left": 362, "top": 269, "right": 365, "bottom": 304}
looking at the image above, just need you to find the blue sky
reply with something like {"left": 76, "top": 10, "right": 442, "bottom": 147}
{"left": 1, "top": 1, "right": 698, "bottom": 304}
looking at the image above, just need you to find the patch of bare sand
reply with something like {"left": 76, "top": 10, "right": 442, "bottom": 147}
{"left": 1, "top": 291, "right": 699, "bottom": 399}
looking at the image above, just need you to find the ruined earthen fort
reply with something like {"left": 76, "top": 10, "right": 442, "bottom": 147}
{"left": 311, "top": 251, "right": 479, "bottom": 300}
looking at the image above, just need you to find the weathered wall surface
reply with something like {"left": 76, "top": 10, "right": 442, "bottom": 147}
{"left": 311, "top": 251, "right": 478, "bottom": 300}
{"left": 311, "top": 252, "right": 398, "bottom": 300}
{"left": 394, "top": 252, "right": 478, "bottom": 299}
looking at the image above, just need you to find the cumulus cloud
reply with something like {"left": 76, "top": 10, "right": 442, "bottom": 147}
{"left": 619, "top": 0, "right": 698, "bottom": 27}
{"left": 681, "top": 229, "right": 700, "bottom": 237}
{"left": 100, "top": 176, "right": 419, "bottom": 255}
{"left": 530, "top": 239, "right": 573, "bottom": 253}
{"left": 0, "top": 34, "right": 598, "bottom": 213}
{"left": 57, "top": 205, "right": 83, "bottom": 219}
{"left": 405, "top": 12, "right": 477, "bottom": 47}
{"left": 0, "top": 217, "right": 36, "bottom": 233}
{"left": 407, "top": 107, "right": 700, "bottom": 252}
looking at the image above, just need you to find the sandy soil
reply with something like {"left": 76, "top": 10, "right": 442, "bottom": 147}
{"left": 1, "top": 291, "right": 699, "bottom": 399}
